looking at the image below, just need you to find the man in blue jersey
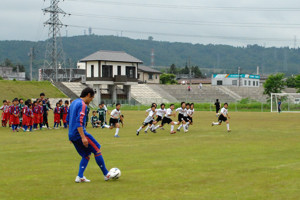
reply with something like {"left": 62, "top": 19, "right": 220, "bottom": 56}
{"left": 67, "top": 87, "right": 115, "bottom": 183}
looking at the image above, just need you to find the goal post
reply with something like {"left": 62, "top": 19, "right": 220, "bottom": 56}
{"left": 271, "top": 93, "right": 300, "bottom": 113}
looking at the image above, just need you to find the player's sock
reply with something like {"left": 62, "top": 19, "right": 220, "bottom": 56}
{"left": 94, "top": 152, "right": 109, "bottom": 176}
{"left": 178, "top": 124, "right": 183, "bottom": 130}
{"left": 53, "top": 122, "right": 56, "bottom": 128}
{"left": 145, "top": 126, "right": 150, "bottom": 131}
{"left": 171, "top": 125, "right": 174, "bottom": 132}
{"left": 23, "top": 125, "right": 27, "bottom": 131}
{"left": 115, "top": 128, "right": 119, "bottom": 136}
{"left": 173, "top": 122, "right": 178, "bottom": 125}
{"left": 40, "top": 123, "right": 43, "bottom": 129}
{"left": 154, "top": 125, "right": 160, "bottom": 130}
{"left": 29, "top": 125, "right": 33, "bottom": 131}
{"left": 78, "top": 157, "right": 89, "bottom": 178}
{"left": 137, "top": 126, "right": 143, "bottom": 132}
{"left": 212, "top": 122, "right": 219, "bottom": 126}
{"left": 227, "top": 123, "right": 230, "bottom": 130}
{"left": 46, "top": 122, "right": 49, "bottom": 128}
{"left": 64, "top": 123, "right": 67, "bottom": 128}
{"left": 150, "top": 124, "right": 155, "bottom": 130}
{"left": 12, "top": 125, "right": 15, "bottom": 131}
{"left": 103, "top": 124, "right": 110, "bottom": 128}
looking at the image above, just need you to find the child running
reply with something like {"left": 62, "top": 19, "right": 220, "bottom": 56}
{"left": 136, "top": 105, "right": 156, "bottom": 136}
{"left": 102, "top": 103, "right": 123, "bottom": 138}
{"left": 154, "top": 104, "right": 178, "bottom": 134}
{"left": 212, "top": 103, "right": 231, "bottom": 132}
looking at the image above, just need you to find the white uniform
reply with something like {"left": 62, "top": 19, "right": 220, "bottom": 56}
{"left": 187, "top": 109, "right": 194, "bottom": 117}
{"left": 156, "top": 108, "right": 166, "bottom": 117}
{"left": 165, "top": 108, "right": 173, "bottom": 119}
{"left": 110, "top": 109, "right": 121, "bottom": 119}
{"left": 175, "top": 107, "right": 185, "bottom": 115}
{"left": 144, "top": 110, "right": 155, "bottom": 123}
{"left": 220, "top": 107, "right": 228, "bottom": 117}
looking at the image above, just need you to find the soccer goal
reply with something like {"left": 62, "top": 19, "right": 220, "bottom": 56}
{"left": 271, "top": 93, "right": 300, "bottom": 112}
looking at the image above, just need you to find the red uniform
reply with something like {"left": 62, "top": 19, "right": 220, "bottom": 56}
{"left": 9, "top": 105, "right": 20, "bottom": 125}
{"left": 38, "top": 105, "right": 44, "bottom": 124}
{"left": 28, "top": 108, "right": 34, "bottom": 126}
{"left": 33, "top": 106, "right": 39, "bottom": 124}
{"left": 54, "top": 107, "right": 61, "bottom": 123}
{"left": 22, "top": 106, "right": 29, "bottom": 126}
{"left": 62, "top": 106, "right": 69, "bottom": 123}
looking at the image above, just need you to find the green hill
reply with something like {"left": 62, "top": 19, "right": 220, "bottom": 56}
{"left": 0, "top": 80, "right": 67, "bottom": 101}
{"left": 0, "top": 35, "right": 300, "bottom": 79}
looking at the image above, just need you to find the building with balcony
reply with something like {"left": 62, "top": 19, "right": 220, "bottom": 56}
{"left": 79, "top": 50, "right": 143, "bottom": 104}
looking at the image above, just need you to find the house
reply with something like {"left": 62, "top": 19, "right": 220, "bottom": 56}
{"left": 212, "top": 74, "right": 260, "bottom": 87}
{"left": 0, "top": 66, "right": 26, "bottom": 81}
{"left": 79, "top": 50, "right": 143, "bottom": 104}
{"left": 138, "top": 65, "right": 162, "bottom": 84}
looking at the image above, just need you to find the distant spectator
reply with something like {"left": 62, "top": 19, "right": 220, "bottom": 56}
{"left": 199, "top": 83, "right": 202, "bottom": 90}
{"left": 278, "top": 99, "right": 282, "bottom": 113}
{"left": 215, "top": 99, "right": 220, "bottom": 117}
{"left": 188, "top": 85, "right": 191, "bottom": 91}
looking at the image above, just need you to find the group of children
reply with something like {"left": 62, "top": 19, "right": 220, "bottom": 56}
{"left": 0, "top": 97, "right": 50, "bottom": 132}
{"left": 136, "top": 102, "right": 195, "bottom": 135}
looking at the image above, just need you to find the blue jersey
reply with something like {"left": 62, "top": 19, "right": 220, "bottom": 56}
{"left": 67, "top": 98, "right": 87, "bottom": 141}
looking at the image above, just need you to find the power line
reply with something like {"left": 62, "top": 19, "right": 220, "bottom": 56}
{"left": 66, "top": 0, "right": 300, "bottom": 11}
{"left": 67, "top": 24, "right": 294, "bottom": 42}
{"left": 71, "top": 12, "right": 300, "bottom": 29}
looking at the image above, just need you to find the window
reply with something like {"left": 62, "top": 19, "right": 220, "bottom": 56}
{"left": 253, "top": 81, "right": 255, "bottom": 86}
{"left": 126, "top": 66, "right": 136, "bottom": 78}
{"left": 156, "top": 75, "right": 158, "bottom": 79}
{"left": 102, "top": 65, "right": 113, "bottom": 78}
{"left": 217, "top": 80, "right": 223, "bottom": 85}
{"left": 248, "top": 80, "right": 251, "bottom": 86}
{"left": 256, "top": 81, "right": 258, "bottom": 86}
{"left": 138, "top": 73, "right": 140, "bottom": 79}
{"left": 91, "top": 65, "right": 94, "bottom": 78}
{"left": 117, "top": 66, "right": 121, "bottom": 75}
{"left": 149, "top": 73, "right": 153, "bottom": 80}
{"left": 244, "top": 80, "right": 247, "bottom": 86}
{"left": 232, "top": 80, "right": 237, "bottom": 86}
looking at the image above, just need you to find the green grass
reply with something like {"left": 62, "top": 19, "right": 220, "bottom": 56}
{"left": 1, "top": 111, "right": 300, "bottom": 200}
{"left": 0, "top": 80, "right": 67, "bottom": 100}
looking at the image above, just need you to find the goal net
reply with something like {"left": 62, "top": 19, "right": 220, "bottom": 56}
{"left": 271, "top": 93, "right": 300, "bottom": 112}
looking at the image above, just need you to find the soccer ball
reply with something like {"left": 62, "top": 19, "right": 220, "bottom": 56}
{"left": 109, "top": 168, "right": 121, "bottom": 179}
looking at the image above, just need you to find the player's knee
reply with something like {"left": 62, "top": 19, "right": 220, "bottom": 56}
{"left": 85, "top": 155, "right": 90, "bottom": 160}
{"left": 94, "top": 150, "right": 102, "bottom": 157}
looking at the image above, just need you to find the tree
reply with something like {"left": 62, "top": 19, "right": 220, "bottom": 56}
{"left": 169, "top": 64, "right": 177, "bottom": 74}
{"left": 160, "top": 73, "right": 177, "bottom": 84}
{"left": 295, "top": 75, "right": 300, "bottom": 92}
{"left": 192, "top": 66, "right": 203, "bottom": 78}
{"left": 148, "top": 36, "right": 153, "bottom": 41}
{"left": 263, "top": 73, "right": 285, "bottom": 96}
{"left": 286, "top": 76, "right": 296, "bottom": 88}
{"left": 180, "top": 65, "right": 189, "bottom": 74}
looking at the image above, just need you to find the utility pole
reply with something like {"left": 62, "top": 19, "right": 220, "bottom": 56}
{"left": 43, "top": 0, "right": 69, "bottom": 82}
{"left": 28, "top": 47, "right": 34, "bottom": 81}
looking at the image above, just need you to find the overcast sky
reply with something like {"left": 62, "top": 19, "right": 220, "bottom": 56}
{"left": 1, "top": 0, "right": 300, "bottom": 47}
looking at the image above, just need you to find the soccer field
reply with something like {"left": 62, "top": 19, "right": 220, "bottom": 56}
{"left": 1, "top": 111, "right": 300, "bottom": 200}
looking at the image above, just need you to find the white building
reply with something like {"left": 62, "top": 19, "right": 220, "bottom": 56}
{"left": 79, "top": 50, "right": 143, "bottom": 104}
{"left": 212, "top": 74, "right": 260, "bottom": 87}
{"left": 138, "top": 65, "right": 162, "bottom": 84}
